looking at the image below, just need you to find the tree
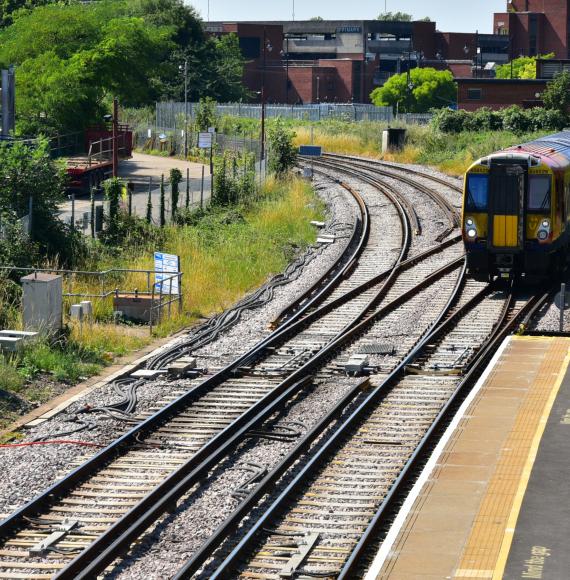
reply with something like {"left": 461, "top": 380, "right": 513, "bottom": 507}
{"left": 496, "top": 53, "right": 554, "bottom": 79}
{"left": 268, "top": 119, "right": 297, "bottom": 177}
{"left": 370, "top": 68, "right": 457, "bottom": 113}
{"left": 195, "top": 97, "right": 217, "bottom": 131}
{"left": 543, "top": 71, "right": 570, "bottom": 116}
{"left": 0, "top": 0, "right": 248, "bottom": 134}
{"left": 310, "top": 16, "right": 324, "bottom": 21}
{"left": 0, "top": 139, "right": 81, "bottom": 265}
{"left": 377, "top": 12, "right": 413, "bottom": 21}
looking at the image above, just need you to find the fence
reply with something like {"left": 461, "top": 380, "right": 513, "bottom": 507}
{"left": 154, "top": 102, "right": 432, "bottom": 126}
{"left": 132, "top": 127, "right": 261, "bottom": 160}
{"left": 0, "top": 265, "right": 183, "bottom": 332}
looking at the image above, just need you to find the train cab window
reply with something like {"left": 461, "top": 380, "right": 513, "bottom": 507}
{"left": 527, "top": 175, "right": 551, "bottom": 212}
{"left": 466, "top": 174, "right": 488, "bottom": 211}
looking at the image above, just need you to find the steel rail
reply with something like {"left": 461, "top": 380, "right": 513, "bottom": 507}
{"left": 53, "top": 254, "right": 463, "bottom": 579}
{"left": 324, "top": 152, "right": 464, "bottom": 194}
{"left": 270, "top": 180, "right": 369, "bottom": 328}
{"left": 338, "top": 286, "right": 550, "bottom": 579}
{"left": 209, "top": 258, "right": 468, "bottom": 579}
{"left": 317, "top": 155, "right": 459, "bottom": 227}
{"left": 0, "top": 160, "right": 415, "bottom": 575}
{"left": 172, "top": 378, "right": 369, "bottom": 579}
{"left": 0, "top": 177, "right": 371, "bottom": 539}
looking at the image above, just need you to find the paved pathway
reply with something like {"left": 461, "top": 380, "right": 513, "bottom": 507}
{"left": 59, "top": 153, "right": 212, "bottom": 230}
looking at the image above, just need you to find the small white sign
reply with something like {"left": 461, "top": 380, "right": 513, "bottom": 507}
{"left": 198, "top": 132, "right": 213, "bottom": 148}
{"left": 147, "top": 128, "right": 152, "bottom": 138}
{"left": 154, "top": 252, "right": 180, "bottom": 295}
{"left": 208, "top": 127, "right": 216, "bottom": 134}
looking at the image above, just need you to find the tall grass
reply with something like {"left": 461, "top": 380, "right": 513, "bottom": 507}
{"left": 122, "top": 176, "right": 323, "bottom": 335}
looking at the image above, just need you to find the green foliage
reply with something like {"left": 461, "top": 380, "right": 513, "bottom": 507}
{"left": 0, "top": 139, "right": 84, "bottom": 265}
{"left": 0, "top": 0, "right": 247, "bottom": 135}
{"left": 431, "top": 105, "right": 567, "bottom": 135}
{"left": 496, "top": 53, "right": 554, "bottom": 79}
{"left": 170, "top": 167, "right": 182, "bottom": 216}
{"left": 370, "top": 68, "right": 457, "bottom": 113}
{"left": 195, "top": 97, "right": 217, "bottom": 131}
{"left": 310, "top": 16, "right": 324, "bottom": 21}
{"left": 377, "top": 11, "right": 412, "bottom": 21}
{"left": 267, "top": 119, "right": 297, "bottom": 177}
{"left": 213, "top": 152, "right": 256, "bottom": 206}
{"left": 543, "top": 71, "right": 570, "bottom": 115}
{"left": 104, "top": 177, "right": 123, "bottom": 240}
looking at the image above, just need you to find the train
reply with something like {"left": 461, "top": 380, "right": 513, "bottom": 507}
{"left": 462, "top": 130, "right": 570, "bottom": 281}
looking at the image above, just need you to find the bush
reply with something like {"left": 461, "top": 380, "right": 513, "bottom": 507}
{"left": 470, "top": 107, "right": 503, "bottom": 131}
{"left": 527, "top": 107, "right": 567, "bottom": 132}
{"left": 500, "top": 106, "right": 532, "bottom": 134}
{"left": 268, "top": 118, "right": 297, "bottom": 176}
{"left": 431, "top": 108, "right": 472, "bottom": 133}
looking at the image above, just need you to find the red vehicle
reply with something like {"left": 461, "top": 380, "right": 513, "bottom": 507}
{"left": 66, "top": 125, "right": 133, "bottom": 195}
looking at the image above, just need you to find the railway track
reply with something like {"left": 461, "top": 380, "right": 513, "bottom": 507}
{"left": 202, "top": 280, "right": 548, "bottom": 580}
{"left": 0, "top": 162, "right": 465, "bottom": 579}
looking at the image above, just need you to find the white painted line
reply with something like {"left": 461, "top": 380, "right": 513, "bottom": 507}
{"left": 363, "top": 336, "right": 512, "bottom": 580}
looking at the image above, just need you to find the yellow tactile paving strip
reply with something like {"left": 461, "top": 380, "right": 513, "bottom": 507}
{"left": 377, "top": 336, "right": 570, "bottom": 580}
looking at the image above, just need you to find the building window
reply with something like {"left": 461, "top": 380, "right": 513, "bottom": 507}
{"left": 468, "top": 88, "right": 482, "bottom": 100}
{"left": 529, "top": 14, "right": 537, "bottom": 57}
{"left": 239, "top": 37, "right": 261, "bottom": 59}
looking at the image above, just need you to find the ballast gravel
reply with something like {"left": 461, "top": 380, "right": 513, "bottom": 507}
{"left": 0, "top": 161, "right": 472, "bottom": 579}
{"left": 0, "top": 176, "right": 357, "bottom": 517}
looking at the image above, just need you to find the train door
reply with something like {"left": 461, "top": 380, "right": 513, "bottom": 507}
{"left": 487, "top": 162, "right": 526, "bottom": 249}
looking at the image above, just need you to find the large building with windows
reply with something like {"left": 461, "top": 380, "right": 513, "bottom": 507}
{"left": 207, "top": 2, "right": 569, "bottom": 104}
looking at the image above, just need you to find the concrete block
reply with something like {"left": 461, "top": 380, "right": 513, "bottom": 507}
{"left": 113, "top": 294, "right": 158, "bottom": 323}
{"left": 167, "top": 356, "right": 197, "bottom": 377}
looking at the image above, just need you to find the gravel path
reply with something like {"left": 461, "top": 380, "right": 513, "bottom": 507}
{"left": 0, "top": 176, "right": 356, "bottom": 517}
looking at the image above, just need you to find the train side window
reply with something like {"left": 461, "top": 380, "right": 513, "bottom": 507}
{"left": 466, "top": 174, "right": 488, "bottom": 211}
{"left": 527, "top": 175, "right": 551, "bottom": 212}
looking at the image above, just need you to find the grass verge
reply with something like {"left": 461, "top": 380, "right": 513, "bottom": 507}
{"left": 0, "top": 176, "right": 323, "bottom": 429}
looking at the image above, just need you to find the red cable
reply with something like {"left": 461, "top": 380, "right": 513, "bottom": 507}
{"left": 0, "top": 440, "right": 104, "bottom": 448}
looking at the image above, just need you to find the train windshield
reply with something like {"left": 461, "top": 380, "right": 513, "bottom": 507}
{"left": 466, "top": 174, "right": 488, "bottom": 211}
{"left": 527, "top": 175, "right": 551, "bottom": 212}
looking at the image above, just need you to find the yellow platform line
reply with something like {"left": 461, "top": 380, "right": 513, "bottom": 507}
{"left": 491, "top": 346, "right": 570, "bottom": 579}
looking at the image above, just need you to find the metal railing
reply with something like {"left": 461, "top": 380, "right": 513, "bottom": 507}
{"left": 155, "top": 101, "right": 432, "bottom": 125}
{"left": 0, "top": 266, "right": 183, "bottom": 332}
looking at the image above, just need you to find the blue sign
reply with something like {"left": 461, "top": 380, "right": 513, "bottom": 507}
{"left": 299, "top": 145, "right": 323, "bottom": 157}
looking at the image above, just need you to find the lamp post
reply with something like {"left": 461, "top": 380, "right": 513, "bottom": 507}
{"left": 179, "top": 59, "right": 189, "bottom": 159}
{"left": 316, "top": 75, "right": 320, "bottom": 103}
{"left": 260, "top": 28, "right": 272, "bottom": 165}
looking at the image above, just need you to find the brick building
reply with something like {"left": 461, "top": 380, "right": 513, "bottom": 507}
{"left": 207, "top": 2, "right": 570, "bottom": 105}
{"left": 207, "top": 20, "right": 511, "bottom": 104}
{"left": 494, "top": 0, "right": 570, "bottom": 58}
{"left": 457, "top": 78, "right": 547, "bottom": 111}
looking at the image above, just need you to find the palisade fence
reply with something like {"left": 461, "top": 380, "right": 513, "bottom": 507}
{"left": 127, "top": 102, "right": 432, "bottom": 159}
{"left": 154, "top": 102, "right": 433, "bottom": 126}
{"left": 132, "top": 126, "right": 262, "bottom": 161}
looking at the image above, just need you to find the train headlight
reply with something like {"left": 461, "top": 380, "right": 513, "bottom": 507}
{"left": 537, "top": 230, "right": 548, "bottom": 241}
{"left": 466, "top": 218, "right": 474, "bottom": 226}
{"left": 467, "top": 228, "right": 477, "bottom": 239}
{"left": 541, "top": 219, "right": 550, "bottom": 229}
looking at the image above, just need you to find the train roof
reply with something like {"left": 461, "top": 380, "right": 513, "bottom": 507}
{"left": 517, "top": 130, "right": 570, "bottom": 159}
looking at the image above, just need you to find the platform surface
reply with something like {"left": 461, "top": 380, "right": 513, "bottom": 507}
{"left": 372, "top": 335, "right": 570, "bottom": 580}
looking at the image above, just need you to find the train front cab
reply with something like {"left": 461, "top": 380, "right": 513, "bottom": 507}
{"left": 463, "top": 154, "right": 557, "bottom": 280}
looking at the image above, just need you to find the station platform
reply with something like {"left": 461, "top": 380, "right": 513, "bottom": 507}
{"left": 368, "top": 335, "right": 570, "bottom": 580}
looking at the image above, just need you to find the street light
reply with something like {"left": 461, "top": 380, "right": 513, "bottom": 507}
{"left": 316, "top": 75, "right": 320, "bottom": 103}
{"left": 179, "top": 59, "right": 189, "bottom": 159}
{"left": 260, "top": 27, "right": 272, "bottom": 165}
